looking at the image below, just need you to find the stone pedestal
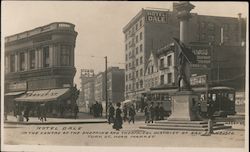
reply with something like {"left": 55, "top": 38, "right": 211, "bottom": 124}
{"left": 168, "top": 91, "right": 199, "bottom": 121}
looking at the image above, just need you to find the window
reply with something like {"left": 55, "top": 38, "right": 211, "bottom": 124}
{"left": 136, "top": 47, "right": 138, "bottom": 54}
{"left": 19, "top": 52, "right": 25, "bottom": 71}
{"left": 140, "top": 20, "right": 142, "bottom": 27}
{"left": 140, "top": 32, "right": 143, "bottom": 40}
{"left": 140, "top": 44, "right": 143, "bottom": 52}
{"left": 136, "top": 35, "right": 138, "bottom": 43}
{"left": 136, "top": 24, "right": 138, "bottom": 30}
{"left": 167, "top": 73, "right": 172, "bottom": 84}
{"left": 140, "top": 69, "right": 143, "bottom": 76}
{"left": 160, "top": 75, "right": 164, "bottom": 85}
{"left": 125, "top": 54, "right": 128, "bottom": 61}
{"left": 160, "top": 58, "right": 164, "bottom": 68}
{"left": 30, "top": 50, "right": 35, "bottom": 69}
{"left": 10, "top": 54, "right": 15, "bottom": 72}
{"left": 136, "top": 82, "right": 139, "bottom": 89}
{"left": 129, "top": 73, "right": 131, "bottom": 79}
{"left": 61, "top": 45, "right": 71, "bottom": 66}
{"left": 148, "top": 68, "right": 150, "bottom": 75}
{"left": 125, "top": 44, "right": 128, "bottom": 51}
{"left": 140, "top": 56, "right": 143, "bottom": 64}
{"left": 126, "top": 85, "right": 128, "bottom": 91}
{"left": 43, "top": 46, "right": 50, "bottom": 67}
{"left": 126, "top": 64, "right": 128, "bottom": 70}
{"left": 129, "top": 63, "right": 131, "bottom": 68}
{"left": 201, "top": 22, "right": 205, "bottom": 29}
{"left": 208, "top": 23, "right": 215, "bottom": 30}
{"left": 151, "top": 66, "right": 154, "bottom": 73}
{"left": 136, "top": 70, "right": 138, "bottom": 78}
{"left": 208, "top": 35, "right": 215, "bottom": 42}
{"left": 136, "top": 59, "right": 139, "bottom": 66}
{"left": 126, "top": 75, "right": 128, "bottom": 81}
{"left": 167, "top": 55, "right": 172, "bottom": 66}
{"left": 140, "top": 80, "right": 143, "bottom": 88}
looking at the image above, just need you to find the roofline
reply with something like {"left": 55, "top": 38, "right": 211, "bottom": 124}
{"left": 123, "top": 8, "right": 144, "bottom": 33}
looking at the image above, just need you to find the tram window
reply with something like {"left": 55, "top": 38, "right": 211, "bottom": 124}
{"left": 200, "top": 94, "right": 205, "bottom": 101}
{"left": 212, "top": 94, "right": 216, "bottom": 101}
{"left": 228, "top": 93, "right": 234, "bottom": 101}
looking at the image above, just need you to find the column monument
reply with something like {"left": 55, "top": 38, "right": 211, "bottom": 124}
{"left": 168, "top": 1, "right": 200, "bottom": 121}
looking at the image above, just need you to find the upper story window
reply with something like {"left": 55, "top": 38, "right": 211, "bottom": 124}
{"left": 43, "top": 46, "right": 50, "bottom": 67}
{"left": 136, "top": 35, "right": 138, "bottom": 43}
{"left": 168, "top": 73, "right": 172, "bottom": 84}
{"left": 160, "top": 58, "right": 164, "bottom": 68}
{"left": 19, "top": 52, "right": 25, "bottom": 71}
{"left": 200, "top": 22, "right": 205, "bottom": 29}
{"left": 10, "top": 54, "right": 15, "bottom": 72}
{"left": 136, "top": 47, "right": 138, "bottom": 54}
{"left": 140, "top": 56, "right": 143, "bottom": 64}
{"left": 208, "top": 23, "right": 215, "bottom": 31}
{"left": 61, "top": 45, "right": 71, "bottom": 66}
{"left": 167, "top": 55, "right": 172, "bottom": 66}
{"left": 136, "top": 24, "right": 138, "bottom": 30}
{"left": 140, "top": 44, "right": 143, "bottom": 52}
{"left": 139, "top": 20, "right": 142, "bottom": 27}
{"left": 160, "top": 75, "right": 164, "bottom": 85}
{"left": 30, "top": 50, "right": 35, "bottom": 69}
{"left": 140, "top": 32, "right": 143, "bottom": 40}
{"left": 140, "top": 68, "right": 143, "bottom": 76}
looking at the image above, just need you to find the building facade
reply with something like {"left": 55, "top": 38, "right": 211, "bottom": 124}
{"left": 4, "top": 22, "right": 78, "bottom": 117}
{"left": 123, "top": 5, "right": 246, "bottom": 100}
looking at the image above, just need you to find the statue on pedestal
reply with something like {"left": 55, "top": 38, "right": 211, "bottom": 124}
{"left": 173, "top": 37, "right": 197, "bottom": 91}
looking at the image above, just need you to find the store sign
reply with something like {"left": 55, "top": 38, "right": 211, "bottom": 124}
{"left": 146, "top": 11, "right": 168, "bottom": 23}
{"left": 81, "top": 69, "right": 94, "bottom": 77}
{"left": 190, "top": 45, "right": 211, "bottom": 68}
{"left": 8, "top": 82, "right": 27, "bottom": 92}
{"left": 190, "top": 75, "right": 207, "bottom": 86}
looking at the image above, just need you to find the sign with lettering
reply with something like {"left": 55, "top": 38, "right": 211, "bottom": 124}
{"left": 8, "top": 82, "right": 27, "bottom": 92}
{"left": 81, "top": 69, "right": 95, "bottom": 77}
{"left": 190, "top": 75, "right": 207, "bottom": 86}
{"left": 190, "top": 45, "right": 211, "bottom": 68}
{"left": 145, "top": 10, "right": 169, "bottom": 23}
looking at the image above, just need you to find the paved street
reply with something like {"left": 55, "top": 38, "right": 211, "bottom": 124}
{"left": 3, "top": 114, "right": 245, "bottom": 148}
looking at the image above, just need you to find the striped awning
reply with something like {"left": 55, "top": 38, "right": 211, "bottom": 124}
{"left": 5, "top": 91, "right": 25, "bottom": 96}
{"left": 15, "top": 88, "right": 70, "bottom": 102}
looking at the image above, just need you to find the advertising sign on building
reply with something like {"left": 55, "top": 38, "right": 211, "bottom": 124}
{"left": 81, "top": 69, "right": 94, "bottom": 77}
{"left": 145, "top": 10, "right": 169, "bottom": 23}
{"left": 190, "top": 75, "right": 207, "bottom": 86}
{"left": 190, "top": 44, "right": 211, "bottom": 69}
{"left": 8, "top": 82, "right": 27, "bottom": 92}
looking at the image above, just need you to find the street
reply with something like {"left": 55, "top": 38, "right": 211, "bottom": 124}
{"left": 3, "top": 114, "right": 245, "bottom": 148}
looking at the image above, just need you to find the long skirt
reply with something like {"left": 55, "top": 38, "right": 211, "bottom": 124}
{"left": 113, "top": 117, "right": 123, "bottom": 130}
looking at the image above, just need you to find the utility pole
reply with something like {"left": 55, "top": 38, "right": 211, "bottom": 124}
{"left": 105, "top": 56, "right": 108, "bottom": 119}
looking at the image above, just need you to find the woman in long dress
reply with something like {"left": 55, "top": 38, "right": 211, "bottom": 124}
{"left": 113, "top": 102, "right": 123, "bottom": 130}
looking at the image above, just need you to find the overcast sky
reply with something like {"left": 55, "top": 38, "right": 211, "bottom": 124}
{"left": 2, "top": 1, "right": 248, "bottom": 89}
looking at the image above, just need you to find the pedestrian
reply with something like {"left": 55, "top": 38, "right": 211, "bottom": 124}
{"left": 93, "top": 101, "right": 98, "bottom": 117}
{"left": 202, "top": 100, "right": 215, "bottom": 136}
{"left": 74, "top": 104, "right": 79, "bottom": 119}
{"left": 40, "top": 103, "right": 47, "bottom": 122}
{"left": 108, "top": 103, "right": 115, "bottom": 124}
{"left": 23, "top": 105, "right": 30, "bottom": 122}
{"left": 37, "top": 104, "right": 41, "bottom": 120}
{"left": 113, "top": 102, "right": 123, "bottom": 131}
{"left": 128, "top": 104, "right": 136, "bottom": 124}
{"left": 149, "top": 102, "right": 155, "bottom": 123}
{"left": 123, "top": 104, "right": 128, "bottom": 122}
{"left": 144, "top": 103, "right": 150, "bottom": 123}
{"left": 159, "top": 102, "right": 165, "bottom": 120}
{"left": 155, "top": 102, "right": 160, "bottom": 120}
{"left": 99, "top": 103, "right": 103, "bottom": 117}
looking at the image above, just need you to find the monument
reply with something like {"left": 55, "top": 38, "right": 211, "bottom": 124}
{"left": 168, "top": 2, "right": 200, "bottom": 121}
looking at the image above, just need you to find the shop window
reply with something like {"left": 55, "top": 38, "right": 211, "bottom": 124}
{"left": 61, "top": 45, "right": 71, "bottom": 66}
{"left": 30, "top": 50, "right": 35, "bottom": 69}
{"left": 43, "top": 46, "right": 50, "bottom": 67}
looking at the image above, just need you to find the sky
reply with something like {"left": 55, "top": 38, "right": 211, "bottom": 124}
{"left": 2, "top": 1, "right": 248, "bottom": 89}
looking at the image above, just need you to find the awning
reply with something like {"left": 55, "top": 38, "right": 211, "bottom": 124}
{"left": 5, "top": 91, "right": 25, "bottom": 96}
{"left": 15, "top": 88, "right": 70, "bottom": 102}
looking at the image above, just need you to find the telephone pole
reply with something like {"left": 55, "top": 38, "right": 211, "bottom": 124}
{"left": 104, "top": 56, "right": 108, "bottom": 119}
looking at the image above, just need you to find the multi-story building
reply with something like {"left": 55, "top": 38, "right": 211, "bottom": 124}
{"left": 123, "top": 4, "right": 246, "bottom": 100}
{"left": 78, "top": 69, "right": 95, "bottom": 112}
{"left": 107, "top": 67, "right": 125, "bottom": 104}
{"left": 94, "top": 72, "right": 106, "bottom": 103}
{"left": 4, "top": 22, "right": 78, "bottom": 117}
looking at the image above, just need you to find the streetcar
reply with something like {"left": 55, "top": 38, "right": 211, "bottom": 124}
{"left": 142, "top": 90, "right": 173, "bottom": 117}
{"left": 195, "top": 86, "right": 236, "bottom": 117}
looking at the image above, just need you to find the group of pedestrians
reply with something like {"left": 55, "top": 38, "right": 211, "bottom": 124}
{"left": 90, "top": 101, "right": 103, "bottom": 118}
{"left": 144, "top": 102, "right": 165, "bottom": 123}
{"left": 108, "top": 102, "right": 136, "bottom": 131}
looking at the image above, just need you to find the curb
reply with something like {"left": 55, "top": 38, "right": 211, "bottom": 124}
{"left": 4, "top": 120, "right": 108, "bottom": 125}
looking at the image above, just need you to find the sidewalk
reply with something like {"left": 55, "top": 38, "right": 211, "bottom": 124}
{"left": 4, "top": 115, "right": 107, "bottom": 125}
